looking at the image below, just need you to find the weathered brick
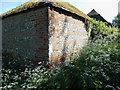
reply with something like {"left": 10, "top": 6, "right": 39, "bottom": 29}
{"left": 2, "top": 7, "right": 49, "bottom": 65}
{"left": 48, "top": 8, "right": 88, "bottom": 64}
{"left": 2, "top": 5, "right": 89, "bottom": 68}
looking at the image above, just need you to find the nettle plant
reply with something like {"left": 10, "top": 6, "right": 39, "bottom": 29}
{"left": 2, "top": 20, "right": 120, "bottom": 90}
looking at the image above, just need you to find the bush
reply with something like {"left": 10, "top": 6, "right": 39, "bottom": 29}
{"left": 1, "top": 20, "right": 120, "bottom": 90}
{"left": 87, "top": 20, "right": 116, "bottom": 39}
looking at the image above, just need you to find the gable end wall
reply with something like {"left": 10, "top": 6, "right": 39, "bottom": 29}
{"left": 48, "top": 7, "right": 88, "bottom": 65}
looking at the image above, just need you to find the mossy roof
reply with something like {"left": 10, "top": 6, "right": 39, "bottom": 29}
{"left": 1, "top": 0, "right": 90, "bottom": 20}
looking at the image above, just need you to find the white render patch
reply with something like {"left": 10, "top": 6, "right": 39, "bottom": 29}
{"left": 48, "top": 10, "right": 88, "bottom": 63}
{"left": 49, "top": 21, "right": 86, "bottom": 32}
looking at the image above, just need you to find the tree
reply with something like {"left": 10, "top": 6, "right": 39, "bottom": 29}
{"left": 112, "top": 13, "right": 120, "bottom": 28}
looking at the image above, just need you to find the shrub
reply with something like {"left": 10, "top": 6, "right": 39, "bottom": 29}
{"left": 1, "top": 20, "right": 120, "bottom": 90}
{"left": 87, "top": 20, "right": 116, "bottom": 39}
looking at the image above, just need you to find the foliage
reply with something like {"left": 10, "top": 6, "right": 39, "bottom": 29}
{"left": 2, "top": 52, "right": 36, "bottom": 72}
{"left": 2, "top": 68, "right": 32, "bottom": 90}
{"left": 1, "top": 20, "right": 120, "bottom": 90}
{"left": 112, "top": 13, "right": 120, "bottom": 28}
{"left": 23, "top": 29, "right": 120, "bottom": 90}
{"left": 87, "top": 19, "right": 116, "bottom": 39}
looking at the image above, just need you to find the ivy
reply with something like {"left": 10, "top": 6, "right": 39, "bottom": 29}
{"left": 87, "top": 19, "right": 116, "bottom": 39}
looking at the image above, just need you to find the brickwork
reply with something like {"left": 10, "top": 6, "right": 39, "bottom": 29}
{"left": 48, "top": 8, "right": 88, "bottom": 64}
{"left": 2, "top": 7, "right": 49, "bottom": 64}
{"left": 2, "top": 6, "right": 88, "bottom": 67}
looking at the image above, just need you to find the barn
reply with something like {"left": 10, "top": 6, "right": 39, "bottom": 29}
{"left": 88, "top": 9, "right": 112, "bottom": 26}
{"left": 1, "top": 0, "right": 90, "bottom": 67}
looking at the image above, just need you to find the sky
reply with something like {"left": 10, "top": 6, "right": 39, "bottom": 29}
{"left": 0, "top": 0, "right": 119, "bottom": 23}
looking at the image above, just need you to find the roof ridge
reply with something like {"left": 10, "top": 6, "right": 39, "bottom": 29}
{"left": 1, "top": 0, "right": 90, "bottom": 20}
{"left": 88, "top": 9, "right": 99, "bottom": 16}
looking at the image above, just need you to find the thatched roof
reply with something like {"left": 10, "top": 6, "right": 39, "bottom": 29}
{"left": 88, "top": 9, "right": 112, "bottom": 26}
{"left": 1, "top": 0, "right": 90, "bottom": 20}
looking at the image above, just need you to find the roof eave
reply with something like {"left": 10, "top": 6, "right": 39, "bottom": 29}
{"left": 1, "top": 1, "right": 91, "bottom": 20}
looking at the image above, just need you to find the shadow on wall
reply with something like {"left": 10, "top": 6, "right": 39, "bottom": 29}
{"left": 51, "top": 17, "right": 78, "bottom": 67}
{"left": 61, "top": 17, "right": 77, "bottom": 61}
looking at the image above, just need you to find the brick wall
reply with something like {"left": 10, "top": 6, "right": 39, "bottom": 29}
{"left": 48, "top": 7, "right": 88, "bottom": 64}
{"left": 2, "top": 7, "right": 49, "bottom": 65}
{"left": 2, "top": 6, "right": 89, "bottom": 68}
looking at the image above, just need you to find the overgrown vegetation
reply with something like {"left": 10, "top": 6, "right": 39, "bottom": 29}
{"left": 112, "top": 13, "right": 120, "bottom": 28}
{"left": 2, "top": 19, "right": 120, "bottom": 90}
